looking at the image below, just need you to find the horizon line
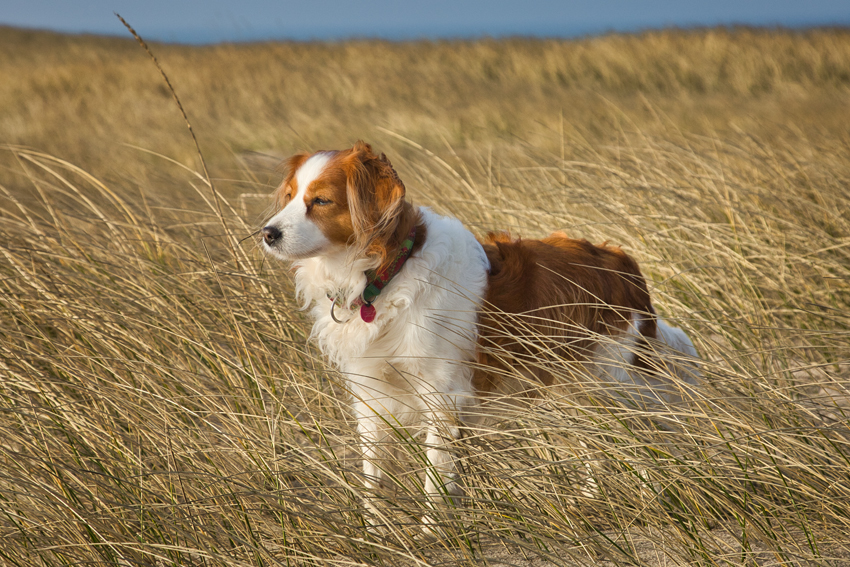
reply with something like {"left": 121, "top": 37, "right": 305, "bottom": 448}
{"left": 3, "top": 21, "right": 850, "bottom": 47}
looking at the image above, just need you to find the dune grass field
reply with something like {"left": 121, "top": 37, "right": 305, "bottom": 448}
{"left": 1, "top": 25, "right": 850, "bottom": 565}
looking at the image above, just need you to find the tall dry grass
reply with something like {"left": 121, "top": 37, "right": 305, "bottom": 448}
{"left": 1, "top": 26, "right": 849, "bottom": 566}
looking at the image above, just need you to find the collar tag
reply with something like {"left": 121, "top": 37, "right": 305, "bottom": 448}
{"left": 360, "top": 303, "right": 377, "bottom": 323}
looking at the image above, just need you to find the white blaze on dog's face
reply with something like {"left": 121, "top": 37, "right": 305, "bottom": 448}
{"left": 262, "top": 151, "right": 353, "bottom": 260}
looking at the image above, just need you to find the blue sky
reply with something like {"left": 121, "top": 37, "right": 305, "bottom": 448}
{"left": 3, "top": 0, "right": 850, "bottom": 43}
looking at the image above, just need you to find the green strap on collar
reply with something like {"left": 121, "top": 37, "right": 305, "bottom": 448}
{"left": 326, "top": 224, "right": 417, "bottom": 309}
{"left": 361, "top": 226, "right": 417, "bottom": 304}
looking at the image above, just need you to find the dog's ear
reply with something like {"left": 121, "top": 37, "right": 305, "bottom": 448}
{"left": 346, "top": 141, "right": 406, "bottom": 226}
{"left": 373, "top": 152, "right": 406, "bottom": 213}
{"left": 378, "top": 152, "right": 406, "bottom": 196}
{"left": 345, "top": 142, "right": 407, "bottom": 264}
{"left": 352, "top": 140, "right": 373, "bottom": 155}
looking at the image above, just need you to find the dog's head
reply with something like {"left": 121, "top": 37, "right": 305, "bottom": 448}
{"left": 261, "top": 141, "right": 408, "bottom": 267}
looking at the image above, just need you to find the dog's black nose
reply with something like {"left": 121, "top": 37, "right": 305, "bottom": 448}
{"left": 262, "top": 226, "right": 282, "bottom": 245}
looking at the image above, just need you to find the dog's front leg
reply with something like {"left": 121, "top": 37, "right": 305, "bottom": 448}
{"left": 417, "top": 386, "right": 466, "bottom": 499}
{"left": 414, "top": 360, "right": 474, "bottom": 531}
{"left": 417, "top": 404, "right": 465, "bottom": 535}
{"left": 353, "top": 402, "right": 391, "bottom": 492}
{"left": 422, "top": 410, "right": 462, "bottom": 499}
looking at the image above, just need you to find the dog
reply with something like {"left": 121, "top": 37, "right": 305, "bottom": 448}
{"left": 261, "top": 141, "right": 699, "bottom": 517}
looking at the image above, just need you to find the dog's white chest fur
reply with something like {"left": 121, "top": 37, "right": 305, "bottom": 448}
{"left": 294, "top": 208, "right": 489, "bottom": 420}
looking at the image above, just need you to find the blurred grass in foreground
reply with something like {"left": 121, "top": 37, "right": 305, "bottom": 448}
{"left": 1, "top": 26, "right": 849, "bottom": 566}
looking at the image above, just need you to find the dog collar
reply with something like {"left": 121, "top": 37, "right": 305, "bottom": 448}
{"left": 329, "top": 224, "right": 417, "bottom": 323}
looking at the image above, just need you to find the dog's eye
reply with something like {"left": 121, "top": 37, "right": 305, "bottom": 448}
{"left": 313, "top": 197, "right": 332, "bottom": 206}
